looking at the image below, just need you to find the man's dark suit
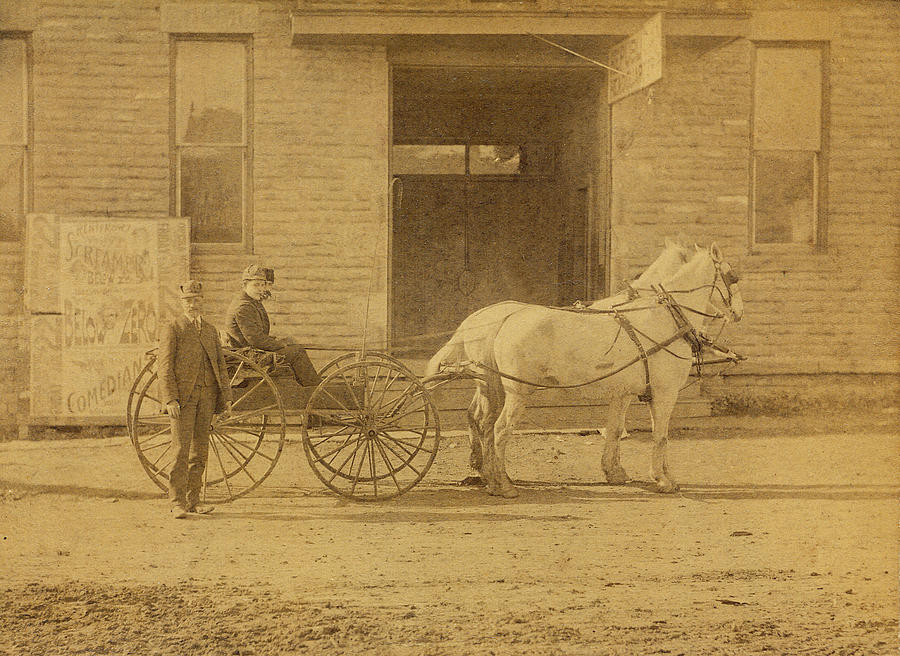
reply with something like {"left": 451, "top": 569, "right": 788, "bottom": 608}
{"left": 158, "top": 315, "right": 232, "bottom": 509}
{"left": 224, "top": 292, "right": 321, "bottom": 386}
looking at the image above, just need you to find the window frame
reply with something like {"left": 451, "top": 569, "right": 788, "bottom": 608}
{"left": 0, "top": 32, "right": 32, "bottom": 247}
{"left": 749, "top": 40, "right": 829, "bottom": 254}
{"left": 169, "top": 34, "right": 253, "bottom": 253}
{"left": 391, "top": 140, "right": 555, "bottom": 178}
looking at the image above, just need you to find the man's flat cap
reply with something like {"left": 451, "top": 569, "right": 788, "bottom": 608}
{"left": 242, "top": 264, "right": 275, "bottom": 283}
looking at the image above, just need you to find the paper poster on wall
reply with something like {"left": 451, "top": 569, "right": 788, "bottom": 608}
{"left": 27, "top": 216, "right": 189, "bottom": 421}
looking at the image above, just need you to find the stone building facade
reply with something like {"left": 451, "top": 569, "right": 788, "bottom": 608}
{"left": 0, "top": 0, "right": 897, "bottom": 431}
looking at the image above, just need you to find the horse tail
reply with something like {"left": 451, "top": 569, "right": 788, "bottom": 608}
{"left": 425, "top": 339, "right": 464, "bottom": 378}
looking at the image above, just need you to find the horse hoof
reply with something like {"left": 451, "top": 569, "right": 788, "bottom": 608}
{"left": 499, "top": 487, "right": 519, "bottom": 499}
{"left": 656, "top": 481, "right": 679, "bottom": 494}
{"left": 604, "top": 471, "right": 628, "bottom": 485}
{"left": 459, "top": 475, "right": 485, "bottom": 487}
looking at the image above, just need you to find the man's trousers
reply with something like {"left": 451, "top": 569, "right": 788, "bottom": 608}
{"left": 167, "top": 382, "right": 216, "bottom": 509}
{"left": 277, "top": 343, "right": 322, "bottom": 386}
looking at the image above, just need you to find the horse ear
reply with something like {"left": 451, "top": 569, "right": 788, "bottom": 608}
{"left": 710, "top": 242, "right": 723, "bottom": 262}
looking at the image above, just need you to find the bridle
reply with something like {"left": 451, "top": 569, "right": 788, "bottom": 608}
{"left": 654, "top": 256, "right": 741, "bottom": 324}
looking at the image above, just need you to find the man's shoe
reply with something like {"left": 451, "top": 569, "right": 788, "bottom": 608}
{"left": 188, "top": 504, "right": 215, "bottom": 515}
{"left": 171, "top": 506, "right": 189, "bottom": 519}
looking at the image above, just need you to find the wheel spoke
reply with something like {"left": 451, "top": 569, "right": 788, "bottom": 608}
{"left": 372, "top": 435, "right": 403, "bottom": 494}
{"left": 139, "top": 438, "right": 170, "bottom": 453}
{"left": 314, "top": 429, "right": 364, "bottom": 466}
{"left": 136, "top": 424, "right": 171, "bottom": 443}
{"left": 384, "top": 430, "right": 430, "bottom": 474}
{"left": 218, "top": 423, "right": 265, "bottom": 443}
{"left": 371, "top": 366, "right": 404, "bottom": 412}
{"left": 308, "top": 423, "right": 355, "bottom": 449}
{"left": 378, "top": 430, "right": 437, "bottom": 456}
{"left": 377, "top": 409, "right": 432, "bottom": 434}
{"left": 327, "top": 435, "right": 367, "bottom": 485}
{"left": 217, "top": 404, "right": 278, "bottom": 426}
{"left": 318, "top": 384, "right": 354, "bottom": 412}
{"left": 369, "top": 437, "right": 378, "bottom": 497}
{"left": 208, "top": 434, "right": 236, "bottom": 500}
{"left": 215, "top": 429, "right": 272, "bottom": 463}
{"left": 230, "top": 378, "right": 269, "bottom": 410}
{"left": 229, "top": 361, "right": 246, "bottom": 386}
{"left": 213, "top": 431, "right": 259, "bottom": 484}
{"left": 141, "top": 391, "right": 163, "bottom": 405}
{"left": 349, "top": 440, "right": 370, "bottom": 495}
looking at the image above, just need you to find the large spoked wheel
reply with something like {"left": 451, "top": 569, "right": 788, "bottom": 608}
{"left": 319, "top": 350, "right": 415, "bottom": 379}
{"left": 301, "top": 358, "right": 440, "bottom": 501}
{"left": 127, "top": 350, "right": 287, "bottom": 502}
{"left": 126, "top": 351, "right": 157, "bottom": 438}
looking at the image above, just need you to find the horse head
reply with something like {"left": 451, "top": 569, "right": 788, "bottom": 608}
{"left": 709, "top": 243, "right": 743, "bottom": 323}
{"left": 632, "top": 238, "right": 693, "bottom": 288}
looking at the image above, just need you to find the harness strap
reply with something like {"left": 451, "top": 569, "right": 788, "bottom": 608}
{"left": 613, "top": 310, "right": 653, "bottom": 402}
{"left": 470, "top": 326, "right": 691, "bottom": 392}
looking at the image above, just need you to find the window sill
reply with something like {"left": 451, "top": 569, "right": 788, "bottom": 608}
{"left": 191, "top": 242, "right": 251, "bottom": 255}
{"left": 744, "top": 242, "right": 837, "bottom": 272}
{"left": 748, "top": 242, "right": 821, "bottom": 256}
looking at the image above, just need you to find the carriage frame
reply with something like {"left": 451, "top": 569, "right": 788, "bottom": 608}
{"left": 126, "top": 345, "right": 471, "bottom": 503}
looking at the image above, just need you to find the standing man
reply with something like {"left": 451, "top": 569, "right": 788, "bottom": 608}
{"left": 158, "top": 280, "right": 232, "bottom": 519}
{"left": 224, "top": 265, "right": 322, "bottom": 387}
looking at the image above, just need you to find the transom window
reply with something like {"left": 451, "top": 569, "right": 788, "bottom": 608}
{"left": 393, "top": 143, "right": 553, "bottom": 176}
{"left": 752, "top": 44, "right": 827, "bottom": 248}
{"left": 172, "top": 37, "right": 251, "bottom": 247}
{"left": 0, "top": 34, "right": 30, "bottom": 242}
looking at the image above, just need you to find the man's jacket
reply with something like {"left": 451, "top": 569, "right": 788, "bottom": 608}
{"left": 157, "top": 315, "right": 232, "bottom": 413}
{"left": 224, "top": 292, "right": 283, "bottom": 351}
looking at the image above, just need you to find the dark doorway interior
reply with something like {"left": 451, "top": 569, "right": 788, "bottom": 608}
{"left": 391, "top": 67, "right": 604, "bottom": 354}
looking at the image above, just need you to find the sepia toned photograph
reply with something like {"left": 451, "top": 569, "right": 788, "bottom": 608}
{"left": 1, "top": 1, "right": 897, "bottom": 654}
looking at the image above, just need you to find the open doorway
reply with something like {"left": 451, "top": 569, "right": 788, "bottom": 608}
{"left": 391, "top": 66, "right": 606, "bottom": 354}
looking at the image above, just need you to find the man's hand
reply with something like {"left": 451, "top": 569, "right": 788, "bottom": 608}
{"left": 166, "top": 401, "right": 181, "bottom": 419}
{"left": 215, "top": 401, "right": 232, "bottom": 418}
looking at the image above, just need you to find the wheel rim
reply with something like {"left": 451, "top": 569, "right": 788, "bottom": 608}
{"left": 130, "top": 369, "right": 173, "bottom": 493}
{"left": 318, "top": 350, "right": 415, "bottom": 380}
{"left": 127, "top": 350, "right": 287, "bottom": 502}
{"left": 301, "top": 358, "right": 440, "bottom": 501}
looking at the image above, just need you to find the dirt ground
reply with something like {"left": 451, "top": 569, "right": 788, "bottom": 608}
{"left": 1, "top": 409, "right": 898, "bottom": 655}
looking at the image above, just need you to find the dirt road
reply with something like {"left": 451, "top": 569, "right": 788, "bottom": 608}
{"left": 1, "top": 412, "right": 897, "bottom": 655}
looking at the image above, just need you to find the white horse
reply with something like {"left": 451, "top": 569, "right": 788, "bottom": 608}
{"left": 476, "top": 244, "right": 743, "bottom": 497}
{"left": 426, "top": 239, "right": 693, "bottom": 474}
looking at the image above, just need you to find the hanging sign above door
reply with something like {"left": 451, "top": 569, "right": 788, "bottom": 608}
{"left": 607, "top": 13, "right": 664, "bottom": 103}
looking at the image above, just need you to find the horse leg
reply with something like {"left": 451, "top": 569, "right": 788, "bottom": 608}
{"left": 486, "top": 390, "right": 526, "bottom": 498}
{"left": 648, "top": 389, "right": 680, "bottom": 493}
{"left": 466, "top": 388, "right": 487, "bottom": 473}
{"left": 601, "top": 394, "right": 631, "bottom": 485}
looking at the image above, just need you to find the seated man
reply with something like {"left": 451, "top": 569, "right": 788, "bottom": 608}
{"left": 224, "top": 265, "right": 322, "bottom": 387}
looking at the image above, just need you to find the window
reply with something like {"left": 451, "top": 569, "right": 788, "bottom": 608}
{"left": 752, "top": 44, "right": 827, "bottom": 248}
{"left": 0, "top": 35, "right": 30, "bottom": 242}
{"left": 392, "top": 143, "right": 553, "bottom": 176}
{"left": 172, "top": 37, "right": 251, "bottom": 246}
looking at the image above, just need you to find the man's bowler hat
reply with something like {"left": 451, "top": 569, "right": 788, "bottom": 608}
{"left": 178, "top": 280, "right": 203, "bottom": 298}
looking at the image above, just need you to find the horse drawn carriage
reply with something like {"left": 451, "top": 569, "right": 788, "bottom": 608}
{"left": 127, "top": 242, "right": 745, "bottom": 503}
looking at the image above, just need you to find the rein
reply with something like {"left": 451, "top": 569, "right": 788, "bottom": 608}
{"left": 455, "top": 259, "right": 739, "bottom": 396}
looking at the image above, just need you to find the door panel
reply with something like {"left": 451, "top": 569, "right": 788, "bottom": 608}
{"left": 392, "top": 176, "right": 560, "bottom": 354}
